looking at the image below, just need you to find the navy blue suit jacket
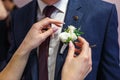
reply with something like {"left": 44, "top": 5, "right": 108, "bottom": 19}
{"left": 3, "top": 0, "right": 120, "bottom": 80}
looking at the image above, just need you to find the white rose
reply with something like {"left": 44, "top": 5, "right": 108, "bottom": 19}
{"left": 59, "top": 32, "right": 70, "bottom": 42}
{"left": 70, "top": 33, "right": 77, "bottom": 41}
{"left": 68, "top": 25, "right": 76, "bottom": 33}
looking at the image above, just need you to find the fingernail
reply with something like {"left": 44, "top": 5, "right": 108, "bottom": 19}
{"left": 78, "top": 36, "right": 80, "bottom": 38}
{"left": 69, "top": 41, "right": 73, "bottom": 48}
{"left": 52, "top": 27, "right": 58, "bottom": 32}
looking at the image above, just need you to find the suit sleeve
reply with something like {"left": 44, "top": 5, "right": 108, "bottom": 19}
{"left": 98, "top": 4, "right": 120, "bottom": 80}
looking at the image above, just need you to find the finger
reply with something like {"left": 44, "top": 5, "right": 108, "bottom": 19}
{"left": 77, "top": 36, "right": 86, "bottom": 43}
{"left": 88, "top": 67, "right": 92, "bottom": 73}
{"left": 77, "top": 36, "right": 89, "bottom": 58}
{"left": 42, "top": 25, "right": 51, "bottom": 30}
{"left": 51, "top": 33, "right": 55, "bottom": 38}
{"left": 54, "top": 23, "right": 63, "bottom": 27}
{"left": 75, "top": 48, "right": 81, "bottom": 54}
{"left": 85, "top": 48, "right": 92, "bottom": 76}
{"left": 84, "top": 67, "right": 92, "bottom": 79}
{"left": 74, "top": 54, "right": 77, "bottom": 57}
{"left": 37, "top": 18, "right": 63, "bottom": 29}
{"left": 41, "top": 30, "right": 46, "bottom": 33}
{"left": 66, "top": 41, "right": 75, "bottom": 61}
{"left": 88, "top": 47, "right": 92, "bottom": 68}
{"left": 85, "top": 65, "right": 92, "bottom": 78}
{"left": 40, "top": 27, "right": 58, "bottom": 40}
{"left": 75, "top": 42, "right": 83, "bottom": 48}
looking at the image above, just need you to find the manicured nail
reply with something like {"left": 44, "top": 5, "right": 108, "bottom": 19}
{"left": 52, "top": 27, "right": 58, "bottom": 32}
{"left": 69, "top": 41, "right": 73, "bottom": 48}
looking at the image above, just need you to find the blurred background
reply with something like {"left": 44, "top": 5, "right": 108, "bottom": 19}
{"left": 13, "top": 0, "right": 32, "bottom": 8}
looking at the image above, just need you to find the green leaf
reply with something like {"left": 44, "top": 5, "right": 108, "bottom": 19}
{"left": 74, "top": 28, "right": 84, "bottom": 37}
{"left": 64, "top": 28, "right": 70, "bottom": 33}
{"left": 64, "top": 37, "right": 72, "bottom": 44}
{"left": 63, "top": 26, "right": 84, "bottom": 44}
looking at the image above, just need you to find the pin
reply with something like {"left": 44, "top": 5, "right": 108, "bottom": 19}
{"left": 90, "top": 44, "right": 96, "bottom": 48}
{"left": 73, "top": 16, "right": 79, "bottom": 21}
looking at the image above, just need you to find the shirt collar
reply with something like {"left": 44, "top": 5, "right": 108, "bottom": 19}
{"left": 37, "top": 0, "right": 69, "bottom": 14}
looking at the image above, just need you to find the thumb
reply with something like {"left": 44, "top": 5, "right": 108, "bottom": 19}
{"left": 41, "top": 27, "right": 58, "bottom": 39}
{"left": 66, "top": 41, "right": 75, "bottom": 61}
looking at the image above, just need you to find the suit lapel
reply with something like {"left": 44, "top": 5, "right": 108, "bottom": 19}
{"left": 24, "top": 0, "right": 37, "bottom": 30}
{"left": 15, "top": 0, "right": 38, "bottom": 46}
{"left": 29, "top": 1, "right": 39, "bottom": 80}
{"left": 22, "top": 0, "right": 39, "bottom": 80}
{"left": 55, "top": 0, "right": 85, "bottom": 79}
{"left": 62, "top": 0, "right": 83, "bottom": 30}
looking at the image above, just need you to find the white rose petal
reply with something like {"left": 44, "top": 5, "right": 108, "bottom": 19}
{"left": 68, "top": 25, "right": 76, "bottom": 33}
{"left": 70, "top": 33, "right": 77, "bottom": 41}
{"left": 59, "top": 25, "right": 82, "bottom": 54}
{"left": 59, "top": 32, "right": 70, "bottom": 42}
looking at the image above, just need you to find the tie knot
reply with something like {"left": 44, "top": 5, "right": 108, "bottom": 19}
{"left": 43, "top": 5, "right": 56, "bottom": 17}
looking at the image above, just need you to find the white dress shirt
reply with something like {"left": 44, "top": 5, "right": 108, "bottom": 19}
{"left": 37, "top": 0, "right": 69, "bottom": 80}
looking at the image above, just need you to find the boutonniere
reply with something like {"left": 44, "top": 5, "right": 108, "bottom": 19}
{"left": 59, "top": 25, "right": 84, "bottom": 54}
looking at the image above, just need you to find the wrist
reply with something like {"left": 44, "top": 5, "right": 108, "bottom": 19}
{"left": 61, "top": 73, "right": 84, "bottom": 80}
{"left": 15, "top": 40, "right": 32, "bottom": 57}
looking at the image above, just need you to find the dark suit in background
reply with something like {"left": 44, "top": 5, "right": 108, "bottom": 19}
{"left": 2, "top": 0, "right": 120, "bottom": 80}
{"left": 0, "top": 19, "right": 10, "bottom": 71}
{"left": 0, "top": 4, "right": 18, "bottom": 71}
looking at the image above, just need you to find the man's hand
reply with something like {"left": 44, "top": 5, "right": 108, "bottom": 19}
{"left": 62, "top": 36, "right": 92, "bottom": 80}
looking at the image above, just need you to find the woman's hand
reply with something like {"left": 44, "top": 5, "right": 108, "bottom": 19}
{"left": 62, "top": 36, "right": 92, "bottom": 80}
{"left": 22, "top": 18, "right": 63, "bottom": 51}
{"left": 0, "top": 18, "right": 63, "bottom": 80}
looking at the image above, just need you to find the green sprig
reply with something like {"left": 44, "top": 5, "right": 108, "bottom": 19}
{"left": 74, "top": 28, "right": 84, "bottom": 36}
{"left": 64, "top": 28, "right": 70, "bottom": 33}
{"left": 64, "top": 37, "right": 72, "bottom": 44}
